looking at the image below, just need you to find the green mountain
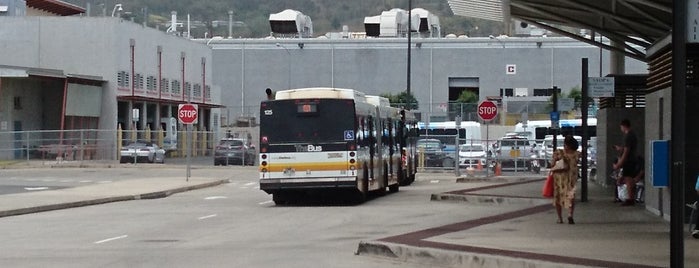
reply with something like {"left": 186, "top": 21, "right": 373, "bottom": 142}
{"left": 65, "top": 0, "right": 502, "bottom": 38}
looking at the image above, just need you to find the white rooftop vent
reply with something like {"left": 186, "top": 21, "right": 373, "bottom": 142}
{"left": 411, "top": 8, "right": 440, "bottom": 37}
{"left": 365, "top": 8, "right": 439, "bottom": 38}
{"left": 269, "top": 9, "right": 313, "bottom": 38}
{"left": 364, "top": 15, "right": 381, "bottom": 37}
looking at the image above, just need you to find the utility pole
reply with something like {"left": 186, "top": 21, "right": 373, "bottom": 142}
{"left": 581, "top": 58, "right": 589, "bottom": 202}
{"left": 552, "top": 86, "right": 559, "bottom": 150}
{"left": 406, "top": 0, "right": 412, "bottom": 95}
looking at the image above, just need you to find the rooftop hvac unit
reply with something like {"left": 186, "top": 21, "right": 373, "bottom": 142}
{"left": 365, "top": 8, "right": 440, "bottom": 38}
{"left": 412, "top": 8, "right": 440, "bottom": 38}
{"left": 364, "top": 15, "right": 380, "bottom": 37}
{"left": 269, "top": 9, "right": 313, "bottom": 38}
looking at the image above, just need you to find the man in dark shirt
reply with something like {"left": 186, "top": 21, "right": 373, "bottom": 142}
{"left": 613, "top": 119, "right": 638, "bottom": 206}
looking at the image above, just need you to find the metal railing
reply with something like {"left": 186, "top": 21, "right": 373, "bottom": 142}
{"left": 0, "top": 128, "right": 218, "bottom": 162}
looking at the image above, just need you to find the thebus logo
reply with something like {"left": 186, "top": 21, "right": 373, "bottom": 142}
{"left": 296, "top": 145, "right": 323, "bottom": 152}
{"left": 307, "top": 145, "right": 323, "bottom": 152}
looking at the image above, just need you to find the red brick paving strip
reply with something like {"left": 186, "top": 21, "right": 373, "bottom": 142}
{"left": 376, "top": 179, "right": 663, "bottom": 268}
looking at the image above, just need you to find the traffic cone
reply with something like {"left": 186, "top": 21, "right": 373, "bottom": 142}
{"left": 476, "top": 160, "right": 483, "bottom": 171}
{"left": 495, "top": 162, "right": 502, "bottom": 176}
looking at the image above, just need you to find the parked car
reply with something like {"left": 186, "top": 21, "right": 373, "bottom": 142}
{"left": 417, "top": 138, "right": 455, "bottom": 167}
{"left": 458, "top": 143, "right": 487, "bottom": 168}
{"left": 214, "top": 138, "right": 256, "bottom": 166}
{"left": 120, "top": 141, "right": 165, "bottom": 163}
{"left": 493, "top": 137, "right": 537, "bottom": 169}
{"left": 542, "top": 135, "right": 582, "bottom": 160}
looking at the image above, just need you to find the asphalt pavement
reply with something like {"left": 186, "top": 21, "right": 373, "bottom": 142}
{"left": 0, "top": 159, "right": 696, "bottom": 267}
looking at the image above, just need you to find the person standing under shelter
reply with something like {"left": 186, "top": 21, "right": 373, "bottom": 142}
{"left": 613, "top": 119, "right": 638, "bottom": 206}
{"left": 693, "top": 177, "right": 699, "bottom": 238}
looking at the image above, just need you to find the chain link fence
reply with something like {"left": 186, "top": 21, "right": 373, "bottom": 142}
{"left": 0, "top": 128, "right": 219, "bottom": 162}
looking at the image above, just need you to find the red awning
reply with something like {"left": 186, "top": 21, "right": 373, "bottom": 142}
{"left": 26, "top": 0, "right": 85, "bottom": 16}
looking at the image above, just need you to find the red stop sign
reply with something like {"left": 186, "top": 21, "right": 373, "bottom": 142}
{"left": 477, "top": 100, "right": 498, "bottom": 121}
{"left": 178, "top": 104, "right": 199, "bottom": 124}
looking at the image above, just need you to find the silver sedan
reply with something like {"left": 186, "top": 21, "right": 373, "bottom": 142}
{"left": 120, "top": 141, "right": 166, "bottom": 163}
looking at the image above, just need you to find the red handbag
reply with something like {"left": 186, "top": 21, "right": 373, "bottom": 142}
{"left": 542, "top": 174, "right": 554, "bottom": 198}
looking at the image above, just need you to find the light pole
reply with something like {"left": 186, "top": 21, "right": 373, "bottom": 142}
{"left": 275, "top": 43, "right": 291, "bottom": 89}
{"left": 111, "top": 4, "right": 123, "bottom": 17}
{"left": 206, "top": 36, "right": 224, "bottom": 46}
{"left": 490, "top": 35, "right": 506, "bottom": 125}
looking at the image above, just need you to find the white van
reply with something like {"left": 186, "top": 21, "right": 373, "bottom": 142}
{"left": 162, "top": 117, "right": 178, "bottom": 151}
{"left": 542, "top": 135, "right": 582, "bottom": 160}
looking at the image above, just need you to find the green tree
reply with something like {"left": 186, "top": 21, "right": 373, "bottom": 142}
{"left": 567, "top": 85, "right": 592, "bottom": 110}
{"left": 456, "top": 90, "right": 478, "bottom": 103}
{"left": 381, "top": 91, "right": 418, "bottom": 110}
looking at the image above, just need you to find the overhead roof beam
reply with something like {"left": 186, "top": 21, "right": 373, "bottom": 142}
{"left": 617, "top": 0, "right": 671, "bottom": 29}
{"left": 556, "top": 0, "right": 668, "bottom": 36}
{"left": 519, "top": 18, "right": 646, "bottom": 61}
{"left": 619, "top": 0, "right": 671, "bottom": 13}
{"left": 512, "top": 1, "right": 653, "bottom": 47}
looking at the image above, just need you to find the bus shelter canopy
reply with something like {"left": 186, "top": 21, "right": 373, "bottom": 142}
{"left": 447, "top": 0, "right": 672, "bottom": 60}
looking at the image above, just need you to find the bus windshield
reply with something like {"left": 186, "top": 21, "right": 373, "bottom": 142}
{"left": 260, "top": 99, "right": 356, "bottom": 143}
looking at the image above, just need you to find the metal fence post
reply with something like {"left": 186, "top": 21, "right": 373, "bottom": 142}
{"left": 454, "top": 135, "right": 460, "bottom": 177}
{"left": 79, "top": 130, "right": 84, "bottom": 162}
{"left": 25, "top": 131, "right": 29, "bottom": 162}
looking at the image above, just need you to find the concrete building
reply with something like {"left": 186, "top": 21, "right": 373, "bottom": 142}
{"left": 0, "top": 1, "right": 221, "bottom": 160}
{"left": 207, "top": 36, "right": 647, "bottom": 125}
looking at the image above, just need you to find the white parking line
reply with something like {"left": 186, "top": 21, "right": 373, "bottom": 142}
{"left": 430, "top": 180, "right": 440, "bottom": 183}
{"left": 79, "top": 180, "right": 92, "bottom": 183}
{"left": 258, "top": 200, "right": 273, "bottom": 205}
{"left": 94, "top": 235, "right": 128, "bottom": 244}
{"left": 204, "top": 196, "right": 228, "bottom": 200}
{"left": 24, "top": 187, "right": 49, "bottom": 191}
{"left": 244, "top": 182, "right": 256, "bottom": 186}
{"left": 198, "top": 214, "right": 217, "bottom": 220}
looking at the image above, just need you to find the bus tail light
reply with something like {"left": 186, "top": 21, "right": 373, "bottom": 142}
{"left": 261, "top": 168, "right": 268, "bottom": 173}
{"left": 261, "top": 161, "right": 268, "bottom": 166}
{"left": 349, "top": 152, "right": 356, "bottom": 157}
{"left": 261, "top": 154, "right": 268, "bottom": 160}
{"left": 349, "top": 159, "right": 356, "bottom": 164}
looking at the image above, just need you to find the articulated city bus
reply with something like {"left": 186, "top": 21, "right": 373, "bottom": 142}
{"left": 258, "top": 87, "right": 417, "bottom": 204}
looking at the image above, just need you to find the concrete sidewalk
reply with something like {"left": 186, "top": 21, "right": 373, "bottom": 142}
{"left": 358, "top": 175, "right": 697, "bottom": 268}
{"left": 0, "top": 176, "right": 228, "bottom": 218}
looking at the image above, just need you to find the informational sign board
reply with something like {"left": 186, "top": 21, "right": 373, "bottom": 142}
{"left": 588, "top": 77, "right": 615, "bottom": 98}
{"left": 550, "top": 111, "right": 560, "bottom": 130}
{"left": 651, "top": 140, "right": 669, "bottom": 188}
{"left": 558, "top": 98, "right": 575, "bottom": 112}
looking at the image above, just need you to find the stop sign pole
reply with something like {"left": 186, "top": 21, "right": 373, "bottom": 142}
{"left": 478, "top": 100, "right": 498, "bottom": 177}
{"left": 178, "top": 104, "right": 199, "bottom": 181}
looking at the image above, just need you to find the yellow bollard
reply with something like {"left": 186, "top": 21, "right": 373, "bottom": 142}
{"left": 130, "top": 122, "right": 137, "bottom": 142}
{"left": 117, "top": 123, "right": 123, "bottom": 159}
{"left": 157, "top": 127, "right": 164, "bottom": 149}
{"left": 192, "top": 128, "right": 198, "bottom": 157}
{"left": 145, "top": 124, "right": 152, "bottom": 143}
{"left": 202, "top": 128, "right": 208, "bottom": 156}
{"left": 179, "top": 130, "right": 186, "bottom": 158}
{"left": 418, "top": 147, "right": 425, "bottom": 172}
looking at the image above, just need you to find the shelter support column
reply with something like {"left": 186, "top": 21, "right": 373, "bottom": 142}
{"left": 609, "top": 40, "right": 625, "bottom": 75}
